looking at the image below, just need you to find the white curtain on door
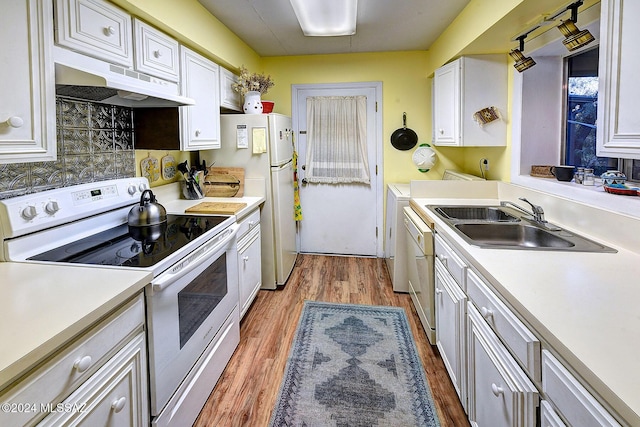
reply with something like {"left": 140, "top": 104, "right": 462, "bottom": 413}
{"left": 305, "top": 95, "right": 370, "bottom": 184}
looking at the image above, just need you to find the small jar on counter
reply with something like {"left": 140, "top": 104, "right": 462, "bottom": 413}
{"left": 574, "top": 167, "right": 585, "bottom": 184}
{"left": 583, "top": 168, "right": 595, "bottom": 186}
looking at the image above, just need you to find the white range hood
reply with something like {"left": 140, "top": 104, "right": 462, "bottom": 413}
{"left": 53, "top": 46, "right": 195, "bottom": 108}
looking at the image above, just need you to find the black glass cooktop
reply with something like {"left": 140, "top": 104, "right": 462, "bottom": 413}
{"left": 29, "top": 214, "right": 228, "bottom": 268}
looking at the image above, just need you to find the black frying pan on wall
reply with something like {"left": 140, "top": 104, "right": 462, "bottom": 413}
{"left": 390, "top": 112, "right": 418, "bottom": 150}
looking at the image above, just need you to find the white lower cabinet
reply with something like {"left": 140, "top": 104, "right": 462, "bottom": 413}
{"left": 0, "top": 294, "right": 147, "bottom": 427}
{"left": 434, "top": 258, "right": 467, "bottom": 409}
{"left": 542, "top": 350, "right": 621, "bottom": 427}
{"left": 237, "top": 208, "right": 261, "bottom": 319}
{"left": 467, "top": 302, "right": 538, "bottom": 427}
{"left": 434, "top": 231, "right": 624, "bottom": 427}
{"left": 37, "top": 333, "right": 148, "bottom": 426}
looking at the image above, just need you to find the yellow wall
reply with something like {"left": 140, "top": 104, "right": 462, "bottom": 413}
{"left": 262, "top": 52, "right": 466, "bottom": 185}
{"left": 113, "top": 0, "right": 580, "bottom": 185}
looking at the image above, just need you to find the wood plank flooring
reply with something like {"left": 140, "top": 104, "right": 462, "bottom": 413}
{"left": 194, "top": 254, "right": 469, "bottom": 426}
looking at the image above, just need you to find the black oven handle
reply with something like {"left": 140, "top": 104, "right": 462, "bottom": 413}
{"left": 150, "top": 223, "right": 239, "bottom": 292}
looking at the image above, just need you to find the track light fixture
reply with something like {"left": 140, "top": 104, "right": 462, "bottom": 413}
{"left": 557, "top": 1, "right": 595, "bottom": 51}
{"left": 509, "top": 35, "right": 536, "bottom": 73}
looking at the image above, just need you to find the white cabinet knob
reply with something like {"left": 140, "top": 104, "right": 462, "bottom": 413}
{"left": 111, "top": 396, "right": 127, "bottom": 413}
{"left": 248, "top": 220, "right": 257, "bottom": 228}
{"left": 491, "top": 383, "right": 504, "bottom": 396}
{"left": 480, "top": 306, "right": 493, "bottom": 320}
{"left": 104, "top": 26, "right": 116, "bottom": 36}
{"left": 435, "top": 288, "right": 443, "bottom": 295}
{"left": 243, "top": 256, "right": 249, "bottom": 262}
{"left": 153, "top": 50, "right": 162, "bottom": 58}
{"left": 73, "top": 355, "right": 92, "bottom": 373}
{"left": 439, "top": 128, "right": 444, "bottom": 134}
{"left": 195, "top": 129, "right": 201, "bottom": 137}
{"left": 6, "top": 116, "right": 24, "bottom": 128}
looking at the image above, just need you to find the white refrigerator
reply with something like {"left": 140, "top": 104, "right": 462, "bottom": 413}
{"left": 200, "top": 113, "right": 297, "bottom": 289}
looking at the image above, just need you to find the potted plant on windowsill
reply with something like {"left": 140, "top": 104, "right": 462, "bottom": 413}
{"left": 232, "top": 66, "right": 275, "bottom": 114}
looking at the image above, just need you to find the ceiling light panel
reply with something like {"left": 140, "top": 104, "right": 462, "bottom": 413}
{"left": 289, "top": 0, "right": 358, "bottom": 36}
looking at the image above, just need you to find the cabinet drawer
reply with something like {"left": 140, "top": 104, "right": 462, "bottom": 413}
{"left": 434, "top": 235, "right": 466, "bottom": 288}
{"left": 466, "top": 269, "right": 540, "bottom": 382}
{"left": 542, "top": 350, "right": 621, "bottom": 427}
{"left": 467, "top": 303, "right": 538, "bottom": 427}
{"left": 37, "top": 333, "right": 148, "bottom": 426}
{"left": 0, "top": 294, "right": 144, "bottom": 427}
{"left": 133, "top": 19, "right": 179, "bottom": 81}
{"left": 237, "top": 208, "right": 260, "bottom": 239}
{"left": 55, "top": 0, "right": 133, "bottom": 66}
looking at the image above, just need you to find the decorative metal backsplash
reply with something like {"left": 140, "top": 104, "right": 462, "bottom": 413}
{"left": 0, "top": 97, "right": 136, "bottom": 199}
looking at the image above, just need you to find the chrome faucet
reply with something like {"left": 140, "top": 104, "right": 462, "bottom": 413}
{"left": 500, "top": 198, "right": 558, "bottom": 229}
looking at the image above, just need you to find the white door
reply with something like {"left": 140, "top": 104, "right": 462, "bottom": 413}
{"left": 293, "top": 83, "right": 382, "bottom": 256}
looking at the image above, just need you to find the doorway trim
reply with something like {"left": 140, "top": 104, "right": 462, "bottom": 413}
{"left": 291, "top": 81, "right": 384, "bottom": 257}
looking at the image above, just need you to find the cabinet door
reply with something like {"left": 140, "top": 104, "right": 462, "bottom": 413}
{"left": 133, "top": 19, "right": 179, "bottom": 81}
{"left": 435, "top": 259, "right": 467, "bottom": 409}
{"left": 220, "top": 67, "right": 242, "bottom": 111}
{"left": 54, "top": 0, "right": 133, "bottom": 67}
{"left": 238, "top": 226, "right": 261, "bottom": 319}
{"left": 37, "top": 333, "right": 149, "bottom": 427}
{"left": 542, "top": 350, "right": 621, "bottom": 427}
{"left": 179, "top": 46, "right": 221, "bottom": 150}
{"left": 540, "top": 400, "right": 567, "bottom": 427}
{"left": 597, "top": 0, "right": 640, "bottom": 158}
{"left": 433, "top": 59, "right": 460, "bottom": 146}
{"left": 467, "top": 303, "right": 538, "bottom": 427}
{"left": 0, "top": 0, "right": 56, "bottom": 163}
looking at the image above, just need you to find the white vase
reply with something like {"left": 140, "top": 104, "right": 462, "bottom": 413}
{"left": 243, "top": 91, "right": 263, "bottom": 114}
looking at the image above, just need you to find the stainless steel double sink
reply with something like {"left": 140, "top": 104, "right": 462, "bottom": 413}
{"left": 428, "top": 205, "right": 616, "bottom": 253}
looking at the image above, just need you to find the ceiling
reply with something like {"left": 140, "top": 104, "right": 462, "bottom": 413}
{"left": 197, "top": 0, "right": 470, "bottom": 57}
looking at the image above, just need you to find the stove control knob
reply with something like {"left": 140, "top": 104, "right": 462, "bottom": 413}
{"left": 138, "top": 183, "right": 147, "bottom": 192}
{"left": 127, "top": 184, "right": 138, "bottom": 195}
{"left": 44, "top": 200, "right": 60, "bottom": 215}
{"left": 21, "top": 205, "right": 37, "bottom": 220}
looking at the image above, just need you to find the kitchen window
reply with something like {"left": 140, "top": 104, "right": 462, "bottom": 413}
{"left": 563, "top": 48, "right": 639, "bottom": 182}
{"left": 511, "top": 14, "right": 639, "bottom": 217}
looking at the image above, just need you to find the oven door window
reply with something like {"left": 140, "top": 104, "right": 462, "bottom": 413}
{"left": 178, "top": 253, "right": 228, "bottom": 348}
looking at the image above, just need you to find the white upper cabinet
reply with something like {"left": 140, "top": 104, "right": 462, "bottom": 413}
{"left": 0, "top": 0, "right": 56, "bottom": 164}
{"left": 180, "top": 46, "right": 221, "bottom": 150}
{"left": 54, "top": 0, "right": 133, "bottom": 67}
{"left": 133, "top": 19, "right": 180, "bottom": 82}
{"left": 433, "top": 55, "right": 507, "bottom": 147}
{"left": 596, "top": 0, "right": 640, "bottom": 158}
{"left": 220, "top": 67, "right": 242, "bottom": 111}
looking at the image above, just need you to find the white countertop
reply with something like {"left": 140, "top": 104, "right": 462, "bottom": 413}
{"left": 411, "top": 190, "right": 640, "bottom": 426}
{"left": 151, "top": 181, "right": 265, "bottom": 220}
{"left": 0, "top": 263, "right": 151, "bottom": 390}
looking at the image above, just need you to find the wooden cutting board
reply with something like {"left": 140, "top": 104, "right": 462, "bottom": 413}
{"left": 204, "top": 167, "right": 245, "bottom": 197}
{"left": 185, "top": 201, "right": 248, "bottom": 215}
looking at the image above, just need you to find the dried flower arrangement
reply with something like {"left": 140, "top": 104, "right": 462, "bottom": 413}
{"left": 231, "top": 66, "right": 275, "bottom": 96}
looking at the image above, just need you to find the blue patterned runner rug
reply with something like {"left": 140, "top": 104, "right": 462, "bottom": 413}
{"left": 269, "top": 301, "right": 441, "bottom": 427}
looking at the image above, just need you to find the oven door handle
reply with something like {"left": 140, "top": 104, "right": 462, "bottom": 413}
{"left": 151, "top": 223, "right": 239, "bottom": 292}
